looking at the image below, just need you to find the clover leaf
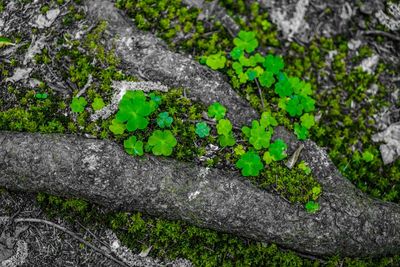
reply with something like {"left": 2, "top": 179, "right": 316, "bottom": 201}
{"left": 207, "top": 102, "right": 226, "bottom": 120}
{"left": 305, "top": 200, "right": 320, "bottom": 213}
{"left": 195, "top": 122, "right": 211, "bottom": 138}
{"left": 269, "top": 139, "right": 287, "bottom": 161}
{"left": 216, "top": 119, "right": 233, "bottom": 136}
{"left": 238, "top": 72, "right": 249, "bottom": 84}
{"left": 234, "top": 145, "right": 246, "bottom": 156}
{"left": 218, "top": 132, "right": 236, "bottom": 147}
{"left": 249, "top": 121, "right": 272, "bottom": 150}
{"left": 241, "top": 126, "right": 251, "bottom": 138}
{"left": 233, "top": 31, "right": 258, "bottom": 53}
{"left": 206, "top": 53, "right": 226, "bottom": 70}
{"left": 259, "top": 71, "right": 275, "bottom": 87}
{"left": 294, "top": 123, "right": 308, "bottom": 140}
{"left": 300, "top": 113, "right": 315, "bottom": 129}
{"left": 263, "top": 151, "right": 273, "bottom": 164}
{"left": 230, "top": 47, "right": 243, "bottom": 60}
{"left": 298, "top": 161, "right": 311, "bottom": 175}
{"left": 109, "top": 119, "right": 126, "bottom": 135}
{"left": 157, "top": 112, "right": 173, "bottom": 128}
{"left": 239, "top": 55, "right": 256, "bottom": 67}
{"left": 148, "top": 130, "right": 177, "bottom": 156}
{"left": 236, "top": 151, "right": 263, "bottom": 176}
{"left": 274, "top": 77, "right": 293, "bottom": 97}
{"left": 260, "top": 111, "right": 278, "bottom": 128}
{"left": 245, "top": 69, "right": 258, "bottom": 81}
{"left": 232, "top": 62, "right": 243, "bottom": 75}
{"left": 124, "top": 136, "right": 144, "bottom": 156}
{"left": 263, "top": 54, "right": 284, "bottom": 74}
{"left": 71, "top": 96, "right": 87, "bottom": 113}
{"left": 300, "top": 95, "right": 316, "bottom": 112}
{"left": 149, "top": 93, "right": 162, "bottom": 107}
{"left": 92, "top": 97, "right": 105, "bottom": 111}
{"left": 116, "top": 91, "right": 156, "bottom": 132}
{"left": 285, "top": 96, "right": 303, "bottom": 117}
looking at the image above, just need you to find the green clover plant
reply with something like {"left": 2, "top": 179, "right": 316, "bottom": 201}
{"left": 115, "top": 91, "right": 156, "bottom": 132}
{"left": 147, "top": 130, "right": 177, "bottom": 156}
{"left": 269, "top": 139, "right": 288, "bottom": 161}
{"left": 233, "top": 31, "right": 258, "bottom": 53}
{"left": 195, "top": 122, "right": 211, "bottom": 138}
{"left": 206, "top": 53, "right": 226, "bottom": 70}
{"left": 305, "top": 200, "right": 320, "bottom": 213}
{"left": 157, "top": 112, "right": 173, "bottom": 128}
{"left": 124, "top": 136, "right": 144, "bottom": 156}
{"left": 92, "top": 97, "right": 105, "bottom": 111}
{"left": 71, "top": 96, "right": 87, "bottom": 113}
{"left": 236, "top": 151, "right": 263, "bottom": 176}
{"left": 207, "top": 102, "right": 226, "bottom": 120}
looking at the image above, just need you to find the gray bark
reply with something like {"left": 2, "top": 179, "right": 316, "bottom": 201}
{"left": 1, "top": 129, "right": 400, "bottom": 258}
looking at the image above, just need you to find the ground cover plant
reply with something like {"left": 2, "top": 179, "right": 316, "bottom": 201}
{"left": 0, "top": 0, "right": 399, "bottom": 266}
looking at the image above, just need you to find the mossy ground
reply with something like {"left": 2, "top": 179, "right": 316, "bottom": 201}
{"left": 1, "top": 0, "right": 399, "bottom": 266}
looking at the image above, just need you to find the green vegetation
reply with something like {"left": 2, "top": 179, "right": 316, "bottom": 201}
{"left": 1, "top": 0, "right": 399, "bottom": 265}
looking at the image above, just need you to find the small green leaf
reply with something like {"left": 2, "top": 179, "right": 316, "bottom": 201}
{"left": 92, "top": 97, "right": 105, "bottom": 111}
{"left": 206, "top": 53, "right": 226, "bottom": 70}
{"left": 305, "top": 200, "right": 320, "bottom": 213}
{"left": 300, "top": 113, "right": 315, "bottom": 129}
{"left": 232, "top": 62, "right": 243, "bottom": 75}
{"left": 230, "top": 47, "right": 243, "bottom": 60}
{"left": 234, "top": 145, "right": 246, "bottom": 156}
{"left": 195, "top": 122, "right": 211, "bottom": 138}
{"left": 245, "top": 69, "right": 258, "bottom": 81}
{"left": 274, "top": 77, "right": 293, "bottom": 97}
{"left": 248, "top": 121, "right": 272, "bottom": 150}
{"left": 269, "top": 139, "right": 287, "bottom": 161}
{"left": 241, "top": 126, "right": 251, "bottom": 138}
{"left": 116, "top": 91, "right": 155, "bottom": 132}
{"left": 218, "top": 132, "right": 236, "bottom": 147}
{"left": 148, "top": 130, "right": 177, "bottom": 156}
{"left": 124, "top": 136, "right": 144, "bottom": 156}
{"left": 258, "top": 71, "right": 275, "bottom": 87}
{"left": 157, "top": 112, "right": 173, "bottom": 128}
{"left": 263, "top": 54, "right": 284, "bottom": 74}
{"left": 362, "top": 151, "right": 374, "bottom": 162}
{"left": 70, "top": 96, "right": 87, "bottom": 113}
{"left": 149, "top": 92, "right": 162, "bottom": 106}
{"left": 263, "top": 151, "right": 273, "bottom": 164}
{"left": 294, "top": 123, "right": 308, "bottom": 140}
{"left": 216, "top": 119, "right": 233, "bottom": 136}
{"left": 298, "top": 161, "right": 311, "bottom": 174}
{"left": 233, "top": 31, "right": 258, "bottom": 53}
{"left": 109, "top": 119, "right": 126, "bottom": 135}
{"left": 285, "top": 96, "right": 303, "bottom": 117}
{"left": 260, "top": 111, "right": 278, "bottom": 128}
{"left": 207, "top": 102, "right": 226, "bottom": 120}
{"left": 236, "top": 151, "right": 263, "bottom": 176}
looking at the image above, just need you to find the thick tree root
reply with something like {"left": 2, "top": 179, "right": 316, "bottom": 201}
{"left": 1, "top": 130, "right": 400, "bottom": 258}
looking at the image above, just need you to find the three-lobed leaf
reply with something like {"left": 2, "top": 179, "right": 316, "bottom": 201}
{"left": 92, "top": 97, "right": 105, "bottom": 111}
{"left": 206, "top": 53, "right": 227, "bottom": 70}
{"left": 124, "top": 136, "right": 144, "bottom": 156}
{"left": 109, "top": 119, "right": 126, "bottom": 135}
{"left": 269, "top": 139, "right": 288, "bottom": 161}
{"left": 71, "top": 96, "right": 87, "bottom": 113}
{"left": 233, "top": 31, "right": 258, "bottom": 53}
{"left": 195, "top": 122, "right": 211, "bottom": 138}
{"left": 148, "top": 130, "right": 177, "bottom": 156}
{"left": 157, "top": 111, "right": 173, "bottom": 128}
{"left": 207, "top": 102, "right": 226, "bottom": 120}
{"left": 236, "top": 151, "right": 263, "bottom": 176}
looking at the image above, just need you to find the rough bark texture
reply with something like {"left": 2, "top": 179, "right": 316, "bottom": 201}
{"left": 1, "top": 130, "right": 400, "bottom": 258}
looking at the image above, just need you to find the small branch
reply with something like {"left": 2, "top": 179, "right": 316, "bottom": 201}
{"left": 7, "top": 217, "right": 129, "bottom": 267}
{"left": 362, "top": 30, "right": 400, "bottom": 42}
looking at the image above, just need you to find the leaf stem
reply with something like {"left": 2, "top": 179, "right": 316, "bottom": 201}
{"left": 255, "top": 78, "right": 265, "bottom": 110}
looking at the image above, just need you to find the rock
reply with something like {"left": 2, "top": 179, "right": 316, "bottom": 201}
{"left": 372, "top": 123, "right": 400, "bottom": 165}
